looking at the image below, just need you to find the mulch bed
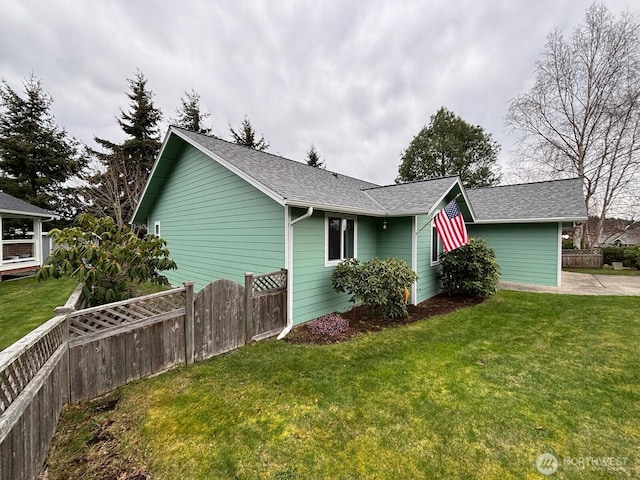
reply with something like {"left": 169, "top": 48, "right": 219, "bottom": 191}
{"left": 285, "top": 294, "right": 485, "bottom": 345}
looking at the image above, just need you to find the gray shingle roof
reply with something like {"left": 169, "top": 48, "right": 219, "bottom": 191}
{"left": 603, "top": 229, "right": 640, "bottom": 246}
{"left": 174, "top": 128, "right": 385, "bottom": 214}
{"left": 467, "top": 178, "right": 587, "bottom": 222}
{"left": 0, "top": 191, "right": 56, "bottom": 218}
{"left": 364, "top": 177, "right": 461, "bottom": 215}
{"left": 134, "top": 127, "right": 588, "bottom": 224}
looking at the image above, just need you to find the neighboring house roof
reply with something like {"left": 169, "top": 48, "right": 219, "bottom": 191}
{"left": 603, "top": 229, "right": 640, "bottom": 246}
{"left": 467, "top": 178, "right": 587, "bottom": 223}
{"left": 0, "top": 191, "right": 58, "bottom": 218}
{"left": 132, "top": 127, "right": 587, "bottom": 225}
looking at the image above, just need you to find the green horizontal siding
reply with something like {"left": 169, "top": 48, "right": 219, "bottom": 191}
{"left": 377, "top": 216, "right": 412, "bottom": 266}
{"left": 290, "top": 211, "right": 378, "bottom": 326}
{"left": 467, "top": 223, "right": 560, "bottom": 286}
{"left": 291, "top": 211, "right": 348, "bottom": 325}
{"left": 358, "top": 216, "right": 379, "bottom": 261}
{"left": 416, "top": 213, "right": 441, "bottom": 303}
{"left": 149, "top": 144, "right": 285, "bottom": 291}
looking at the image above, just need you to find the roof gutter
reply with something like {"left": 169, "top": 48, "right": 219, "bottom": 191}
{"left": 471, "top": 216, "right": 588, "bottom": 224}
{"left": 283, "top": 200, "right": 386, "bottom": 217}
{"left": 278, "top": 206, "right": 314, "bottom": 340}
{"left": 0, "top": 209, "right": 59, "bottom": 220}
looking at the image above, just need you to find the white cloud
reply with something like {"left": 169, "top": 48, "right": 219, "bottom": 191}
{"left": 1, "top": 0, "right": 636, "bottom": 185}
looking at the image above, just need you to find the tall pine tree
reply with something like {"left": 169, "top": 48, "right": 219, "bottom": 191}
{"left": 82, "top": 70, "right": 162, "bottom": 226}
{"left": 172, "top": 89, "right": 213, "bottom": 134}
{"left": 306, "top": 143, "right": 325, "bottom": 168}
{"left": 0, "top": 73, "right": 86, "bottom": 214}
{"left": 229, "top": 115, "right": 269, "bottom": 151}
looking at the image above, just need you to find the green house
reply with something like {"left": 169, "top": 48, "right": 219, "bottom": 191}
{"left": 132, "top": 127, "right": 587, "bottom": 335}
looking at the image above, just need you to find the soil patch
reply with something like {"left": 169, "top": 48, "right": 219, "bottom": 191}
{"left": 41, "top": 393, "right": 150, "bottom": 480}
{"left": 285, "top": 294, "right": 485, "bottom": 345}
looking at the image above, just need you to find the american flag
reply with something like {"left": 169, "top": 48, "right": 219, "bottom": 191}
{"left": 434, "top": 199, "right": 469, "bottom": 252}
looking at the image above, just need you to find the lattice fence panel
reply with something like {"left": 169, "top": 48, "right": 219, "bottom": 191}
{"left": 562, "top": 249, "right": 602, "bottom": 256}
{"left": 68, "top": 289, "right": 185, "bottom": 338}
{"left": 252, "top": 269, "right": 287, "bottom": 295}
{"left": 0, "top": 319, "right": 65, "bottom": 414}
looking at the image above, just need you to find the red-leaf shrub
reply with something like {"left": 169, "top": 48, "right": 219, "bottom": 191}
{"left": 306, "top": 313, "right": 349, "bottom": 337}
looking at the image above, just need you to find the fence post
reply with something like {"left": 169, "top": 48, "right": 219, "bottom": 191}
{"left": 54, "top": 306, "right": 73, "bottom": 405}
{"left": 244, "top": 273, "right": 254, "bottom": 344}
{"left": 183, "top": 282, "right": 195, "bottom": 365}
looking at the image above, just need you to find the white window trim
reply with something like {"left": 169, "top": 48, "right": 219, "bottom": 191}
{"left": 324, "top": 213, "right": 357, "bottom": 267}
{"left": 1, "top": 216, "right": 39, "bottom": 266}
{"left": 430, "top": 224, "right": 443, "bottom": 266}
{"left": 154, "top": 221, "right": 161, "bottom": 237}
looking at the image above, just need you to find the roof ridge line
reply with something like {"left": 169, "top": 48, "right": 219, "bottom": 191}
{"left": 362, "top": 175, "right": 459, "bottom": 191}
{"left": 471, "top": 177, "right": 582, "bottom": 190}
{"left": 170, "top": 126, "right": 380, "bottom": 187}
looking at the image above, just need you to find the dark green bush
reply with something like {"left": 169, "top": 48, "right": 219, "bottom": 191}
{"left": 603, "top": 246, "right": 640, "bottom": 268}
{"left": 331, "top": 257, "right": 418, "bottom": 319}
{"left": 439, "top": 238, "right": 500, "bottom": 297}
{"left": 37, "top": 214, "right": 177, "bottom": 306}
{"left": 623, "top": 246, "right": 640, "bottom": 269}
{"left": 603, "top": 247, "right": 626, "bottom": 265}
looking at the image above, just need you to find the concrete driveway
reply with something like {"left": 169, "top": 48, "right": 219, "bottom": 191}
{"left": 499, "top": 271, "right": 640, "bottom": 296}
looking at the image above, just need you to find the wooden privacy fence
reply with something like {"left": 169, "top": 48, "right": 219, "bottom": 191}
{"left": 562, "top": 249, "right": 603, "bottom": 268}
{"left": 67, "top": 288, "right": 188, "bottom": 403}
{"left": 0, "top": 269, "right": 287, "bottom": 480}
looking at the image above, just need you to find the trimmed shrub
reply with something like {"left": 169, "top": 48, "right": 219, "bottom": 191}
{"left": 439, "top": 238, "right": 500, "bottom": 297}
{"left": 603, "top": 246, "right": 640, "bottom": 268}
{"left": 603, "top": 247, "right": 626, "bottom": 265}
{"left": 331, "top": 257, "right": 418, "bottom": 319}
{"left": 307, "top": 313, "right": 349, "bottom": 336}
{"left": 623, "top": 246, "right": 640, "bottom": 269}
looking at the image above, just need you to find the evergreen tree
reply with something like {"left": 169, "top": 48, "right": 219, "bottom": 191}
{"left": 306, "top": 143, "right": 325, "bottom": 168}
{"left": 83, "top": 70, "right": 162, "bottom": 226}
{"left": 0, "top": 73, "right": 86, "bottom": 214}
{"left": 396, "top": 107, "right": 501, "bottom": 188}
{"left": 229, "top": 115, "right": 269, "bottom": 151}
{"left": 172, "top": 89, "right": 212, "bottom": 134}
{"left": 94, "top": 70, "right": 162, "bottom": 173}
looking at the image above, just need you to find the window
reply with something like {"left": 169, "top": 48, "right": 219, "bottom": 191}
{"left": 154, "top": 221, "right": 161, "bottom": 237}
{"left": 431, "top": 225, "right": 443, "bottom": 265}
{"left": 326, "top": 215, "right": 356, "bottom": 266}
{"left": 2, "top": 217, "right": 36, "bottom": 263}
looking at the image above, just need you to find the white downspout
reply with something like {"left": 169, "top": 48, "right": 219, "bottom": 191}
{"left": 411, "top": 216, "right": 418, "bottom": 303}
{"left": 278, "top": 206, "right": 313, "bottom": 339}
{"left": 557, "top": 222, "right": 563, "bottom": 287}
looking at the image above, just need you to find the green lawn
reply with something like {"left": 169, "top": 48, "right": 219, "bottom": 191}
{"left": 47, "top": 291, "right": 640, "bottom": 479}
{"left": 0, "top": 276, "right": 78, "bottom": 351}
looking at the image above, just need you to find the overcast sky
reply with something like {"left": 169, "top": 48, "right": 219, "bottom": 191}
{"left": 1, "top": 0, "right": 636, "bottom": 186}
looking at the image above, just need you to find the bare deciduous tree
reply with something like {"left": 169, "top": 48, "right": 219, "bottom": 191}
{"left": 76, "top": 151, "right": 149, "bottom": 228}
{"left": 506, "top": 3, "right": 640, "bottom": 247}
